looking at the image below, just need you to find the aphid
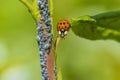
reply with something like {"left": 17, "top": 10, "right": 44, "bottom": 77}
{"left": 57, "top": 19, "right": 71, "bottom": 38}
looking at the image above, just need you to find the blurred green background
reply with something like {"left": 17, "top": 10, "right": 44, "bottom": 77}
{"left": 0, "top": 0, "right": 120, "bottom": 80}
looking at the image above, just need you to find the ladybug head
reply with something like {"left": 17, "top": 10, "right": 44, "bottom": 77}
{"left": 59, "top": 29, "right": 67, "bottom": 38}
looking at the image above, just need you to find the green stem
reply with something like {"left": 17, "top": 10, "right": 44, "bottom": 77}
{"left": 19, "top": 0, "right": 40, "bottom": 23}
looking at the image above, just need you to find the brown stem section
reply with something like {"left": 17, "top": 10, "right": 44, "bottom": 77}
{"left": 47, "top": 47, "right": 55, "bottom": 80}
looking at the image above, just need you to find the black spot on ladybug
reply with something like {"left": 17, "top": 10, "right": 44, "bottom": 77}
{"left": 59, "top": 26, "right": 60, "bottom": 28}
{"left": 60, "top": 23, "right": 62, "bottom": 25}
{"left": 63, "top": 22, "right": 65, "bottom": 25}
{"left": 65, "top": 26, "right": 67, "bottom": 28}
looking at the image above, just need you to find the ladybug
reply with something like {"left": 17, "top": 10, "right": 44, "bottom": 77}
{"left": 57, "top": 19, "right": 71, "bottom": 38}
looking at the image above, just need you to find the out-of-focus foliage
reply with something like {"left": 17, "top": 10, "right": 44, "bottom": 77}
{"left": 71, "top": 11, "right": 120, "bottom": 42}
{"left": 0, "top": 0, "right": 41, "bottom": 80}
{"left": 0, "top": 0, "right": 120, "bottom": 80}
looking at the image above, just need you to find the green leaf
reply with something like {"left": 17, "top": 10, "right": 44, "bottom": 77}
{"left": 71, "top": 11, "right": 120, "bottom": 42}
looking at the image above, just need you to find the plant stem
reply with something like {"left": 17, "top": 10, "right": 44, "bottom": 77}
{"left": 37, "top": 0, "right": 56, "bottom": 80}
{"left": 19, "top": 0, "right": 57, "bottom": 79}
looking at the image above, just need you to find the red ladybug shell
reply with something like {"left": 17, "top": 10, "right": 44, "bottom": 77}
{"left": 57, "top": 19, "right": 71, "bottom": 31}
{"left": 57, "top": 19, "right": 71, "bottom": 38}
